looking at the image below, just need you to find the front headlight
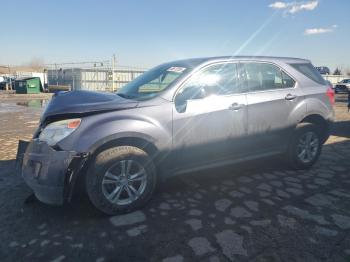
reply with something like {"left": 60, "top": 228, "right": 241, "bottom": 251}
{"left": 39, "top": 118, "right": 81, "bottom": 146}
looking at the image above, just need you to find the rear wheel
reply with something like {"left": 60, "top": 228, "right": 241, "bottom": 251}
{"left": 85, "top": 146, "right": 156, "bottom": 215}
{"left": 287, "top": 123, "right": 322, "bottom": 170}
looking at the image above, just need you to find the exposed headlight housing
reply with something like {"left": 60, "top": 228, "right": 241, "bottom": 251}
{"left": 39, "top": 118, "right": 81, "bottom": 146}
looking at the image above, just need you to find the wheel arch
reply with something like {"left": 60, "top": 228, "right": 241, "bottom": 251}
{"left": 88, "top": 134, "right": 161, "bottom": 165}
{"left": 298, "top": 114, "right": 330, "bottom": 143}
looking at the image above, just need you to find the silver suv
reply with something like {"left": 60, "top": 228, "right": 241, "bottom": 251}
{"left": 20, "top": 56, "right": 335, "bottom": 215}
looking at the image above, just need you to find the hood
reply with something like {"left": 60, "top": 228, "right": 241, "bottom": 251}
{"left": 41, "top": 90, "right": 138, "bottom": 121}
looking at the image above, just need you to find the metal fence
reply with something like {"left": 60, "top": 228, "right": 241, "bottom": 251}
{"left": 323, "top": 75, "right": 349, "bottom": 85}
{"left": 47, "top": 62, "right": 147, "bottom": 92}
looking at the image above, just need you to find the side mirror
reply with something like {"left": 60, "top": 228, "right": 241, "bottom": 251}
{"left": 174, "top": 86, "right": 207, "bottom": 113}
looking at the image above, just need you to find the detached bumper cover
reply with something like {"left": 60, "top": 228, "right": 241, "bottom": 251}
{"left": 21, "top": 139, "right": 86, "bottom": 205}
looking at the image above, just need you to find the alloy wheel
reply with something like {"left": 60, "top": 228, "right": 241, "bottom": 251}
{"left": 101, "top": 160, "right": 147, "bottom": 205}
{"left": 296, "top": 131, "right": 319, "bottom": 164}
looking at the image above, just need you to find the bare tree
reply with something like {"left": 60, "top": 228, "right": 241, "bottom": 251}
{"left": 23, "top": 58, "right": 45, "bottom": 71}
{"left": 333, "top": 67, "right": 342, "bottom": 75}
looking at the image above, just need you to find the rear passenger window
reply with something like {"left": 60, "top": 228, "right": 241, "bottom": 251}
{"left": 290, "top": 63, "right": 325, "bottom": 85}
{"left": 242, "top": 63, "right": 284, "bottom": 91}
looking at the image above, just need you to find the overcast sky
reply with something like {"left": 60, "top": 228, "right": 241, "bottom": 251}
{"left": 2, "top": 0, "right": 349, "bottom": 70}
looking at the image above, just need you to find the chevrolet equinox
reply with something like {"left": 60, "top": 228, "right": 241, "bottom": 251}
{"left": 19, "top": 56, "right": 335, "bottom": 215}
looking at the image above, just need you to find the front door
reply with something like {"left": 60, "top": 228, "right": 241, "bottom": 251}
{"left": 172, "top": 62, "right": 248, "bottom": 169}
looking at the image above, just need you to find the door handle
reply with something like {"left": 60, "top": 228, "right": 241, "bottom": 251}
{"left": 285, "top": 94, "right": 297, "bottom": 100}
{"left": 229, "top": 103, "right": 244, "bottom": 111}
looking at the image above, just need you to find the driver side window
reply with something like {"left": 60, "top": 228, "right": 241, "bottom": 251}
{"left": 180, "top": 62, "right": 239, "bottom": 99}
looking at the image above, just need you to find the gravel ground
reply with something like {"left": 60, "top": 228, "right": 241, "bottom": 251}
{"left": 0, "top": 95, "right": 349, "bottom": 262}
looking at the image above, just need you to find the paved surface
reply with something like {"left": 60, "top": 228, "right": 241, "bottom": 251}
{"left": 0, "top": 95, "right": 349, "bottom": 262}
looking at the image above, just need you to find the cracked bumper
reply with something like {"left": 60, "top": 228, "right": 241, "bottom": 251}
{"left": 19, "top": 139, "right": 85, "bottom": 205}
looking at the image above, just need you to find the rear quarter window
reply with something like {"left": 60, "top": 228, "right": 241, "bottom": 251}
{"left": 290, "top": 63, "right": 326, "bottom": 85}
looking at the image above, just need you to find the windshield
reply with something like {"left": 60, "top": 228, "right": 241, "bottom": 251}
{"left": 117, "top": 64, "right": 188, "bottom": 100}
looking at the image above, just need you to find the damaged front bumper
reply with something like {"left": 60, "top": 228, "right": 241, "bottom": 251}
{"left": 18, "top": 139, "right": 88, "bottom": 205}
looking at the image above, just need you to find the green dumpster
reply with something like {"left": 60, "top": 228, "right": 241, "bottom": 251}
{"left": 14, "top": 77, "right": 41, "bottom": 94}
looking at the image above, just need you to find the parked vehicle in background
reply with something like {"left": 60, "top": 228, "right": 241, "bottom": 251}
{"left": 334, "top": 79, "right": 350, "bottom": 93}
{"left": 18, "top": 56, "right": 335, "bottom": 215}
{"left": 0, "top": 76, "right": 5, "bottom": 90}
{"left": 0, "top": 76, "right": 14, "bottom": 90}
{"left": 316, "top": 66, "right": 330, "bottom": 75}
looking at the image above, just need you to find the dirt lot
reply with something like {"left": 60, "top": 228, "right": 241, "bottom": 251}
{"left": 0, "top": 94, "right": 349, "bottom": 262}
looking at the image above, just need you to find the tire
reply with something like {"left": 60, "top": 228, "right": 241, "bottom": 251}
{"left": 286, "top": 123, "right": 322, "bottom": 170}
{"left": 85, "top": 146, "right": 157, "bottom": 215}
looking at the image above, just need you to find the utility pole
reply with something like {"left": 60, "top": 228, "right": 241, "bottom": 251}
{"left": 7, "top": 65, "right": 12, "bottom": 90}
{"left": 55, "top": 63, "right": 58, "bottom": 86}
{"left": 72, "top": 68, "right": 75, "bottom": 91}
{"left": 43, "top": 68, "right": 47, "bottom": 92}
{"left": 112, "top": 54, "right": 116, "bottom": 92}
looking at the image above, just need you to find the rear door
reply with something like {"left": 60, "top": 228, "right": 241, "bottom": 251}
{"left": 240, "top": 62, "right": 304, "bottom": 153}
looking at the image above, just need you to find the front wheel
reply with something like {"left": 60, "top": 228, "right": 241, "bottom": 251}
{"left": 286, "top": 123, "right": 322, "bottom": 170}
{"left": 85, "top": 146, "right": 157, "bottom": 215}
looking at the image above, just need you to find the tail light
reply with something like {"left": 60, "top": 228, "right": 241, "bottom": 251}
{"left": 326, "top": 87, "right": 335, "bottom": 105}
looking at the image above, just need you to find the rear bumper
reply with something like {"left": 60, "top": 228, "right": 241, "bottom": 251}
{"left": 19, "top": 139, "right": 87, "bottom": 205}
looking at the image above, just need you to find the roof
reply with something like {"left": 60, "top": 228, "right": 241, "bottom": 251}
{"left": 15, "top": 77, "right": 40, "bottom": 81}
{"left": 169, "top": 56, "right": 310, "bottom": 68}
